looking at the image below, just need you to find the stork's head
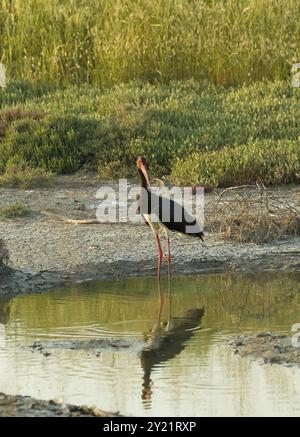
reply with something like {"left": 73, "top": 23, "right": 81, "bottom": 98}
{"left": 136, "top": 156, "right": 150, "bottom": 187}
{"left": 136, "top": 156, "right": 149, "bottom": 170}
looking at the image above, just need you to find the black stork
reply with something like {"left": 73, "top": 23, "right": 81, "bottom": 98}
{"left": 136, "top": 157, "right": 204, "bottom": 280}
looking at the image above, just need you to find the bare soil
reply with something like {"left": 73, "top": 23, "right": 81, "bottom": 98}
{"left": 0, "top": 392, "right": 119, "bottom": 417}
{"left": 0, "top": 175, "right": 299, "bottom": 296}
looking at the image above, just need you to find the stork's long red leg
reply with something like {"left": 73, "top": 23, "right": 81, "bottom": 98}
{"left": 156, "top": 234, "right": 163, "bottom": 280}
{"left": 167, "top": 237, "right": 172, "bottom": 320}
{"left": 157, "top": 279, "right": 164, "bottom": 314}
{"left": 168, "top": 266, "right": 172, "bottom": 323}
{"left": 167, "top": 237, "right": 171, "bottom": 277}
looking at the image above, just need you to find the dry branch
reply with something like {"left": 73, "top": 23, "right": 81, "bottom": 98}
{"left": 206, "top": 184, "right": 300, "bottom": 243}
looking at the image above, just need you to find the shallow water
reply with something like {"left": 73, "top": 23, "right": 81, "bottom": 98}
{"left": 1, "top": 272, "right": 300, "bottom": 417}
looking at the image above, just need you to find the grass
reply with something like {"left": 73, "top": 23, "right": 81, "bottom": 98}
{"left": 0, "top": 238, "right": 9, "bottom": 267}
{"left": 0, "top": 79, "right": 299, "bottom": 186}
{"left": 0, "top": 0, "right": 299, "bottom": 87}
{"left": 0, "top": 158, "right": 53, "bottom": 188}
{"left": 172, "top": 139, "right": 300, "bottom": 187}
{"left": 0, "top": 203, "right": 31, "bottom": 219}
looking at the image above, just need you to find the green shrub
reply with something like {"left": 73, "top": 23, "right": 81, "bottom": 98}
{"left": 172, "top": 140, "right": 300, "bottom": 187}
{"left": 0, "top": 106, "right": 46, "bottom": 138}
{"left": 0, "top": 203, "right": 31, "bottom": 219}
{"left": 0, "top": 80, "right": 299, "bottom": 185}
{"left": 0, "top": 116, "right": 99, "bottom": 174}
{"left": 0, "top": 159, "right": 53, "bottom": 188}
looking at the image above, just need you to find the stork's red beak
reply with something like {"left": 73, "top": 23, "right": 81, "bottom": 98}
{"left": 137, "top": 158, "right": 151, "bottom": 188}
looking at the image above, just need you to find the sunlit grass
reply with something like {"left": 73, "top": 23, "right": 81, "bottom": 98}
{"left": 0, "top": 203, "right": 31, "bottom": 219}
{"left": 0, "top": 0, "right": 299, "bottom": 87}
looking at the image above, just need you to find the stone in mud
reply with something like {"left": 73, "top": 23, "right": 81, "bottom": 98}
{"left": 230, "top": 332, "right": 300, "bottom": 368}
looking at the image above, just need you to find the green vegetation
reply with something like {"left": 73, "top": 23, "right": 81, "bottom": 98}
{"left": 0, "top": 203, "right": 31, "bottom": 219}
{"left": 172, "top": 140, "right": 300, "bottom": 187}
{"left": 0, "top": 0, "right": 299, "bottom": 86}
{"left": 0, "top": 159, "right": 53, "bottom": 188}
{"left": 0, "top": 238, "right": 9, "bottom": 266}
{"left": 0, "top": 106, "right": 54, "bottom": 187}
{"left": 0, "top": 1, "right": 299, "bottom": 187}
{"left": 0, "top": 80, "right": 299, "bottom": 186}
{"left": 8, "top": 273, "right": 300, "bottom": 333}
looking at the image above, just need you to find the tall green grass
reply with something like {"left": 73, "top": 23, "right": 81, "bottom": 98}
{"left": 0, "top": 0, "right": 299, "bottom": 86}
{"left": 0, "top": 79, "right": 299, "bottom": 186}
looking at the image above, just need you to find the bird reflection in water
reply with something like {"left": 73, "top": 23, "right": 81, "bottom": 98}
{"left": 140, "top": 277, "right": 205, "bottom": 406}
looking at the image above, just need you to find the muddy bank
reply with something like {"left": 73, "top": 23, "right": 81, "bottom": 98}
{"left": 230, "top": 332, "right": 300, "bottom": 368}
{"left": 0, "top": 266, "right": 64, "bottom": 295}
{"left": 1, "top": 245, "right": 300, "bottom": 297}
{"left": 29, "top": 338, "right": 147, "bottom": 357}
{"left": 0, "top": 392, "right": 119, "bottom": 417}
{"left": 0, "top": 176, "right": 299, "bottom": 295}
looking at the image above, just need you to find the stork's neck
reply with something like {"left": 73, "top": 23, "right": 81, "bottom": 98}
{"left": 138, "top": 169, "right": 151, "bottom": 190}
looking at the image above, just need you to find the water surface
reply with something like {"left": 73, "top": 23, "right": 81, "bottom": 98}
{"left": 0, "top": 272, "right": 300, "bottom": 416}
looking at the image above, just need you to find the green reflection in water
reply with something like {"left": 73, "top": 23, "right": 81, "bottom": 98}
{"left": 2, "top": 272, "right": 300, "bottom": 332}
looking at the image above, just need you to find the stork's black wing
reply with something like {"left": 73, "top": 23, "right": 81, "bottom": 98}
{"left": 140, "top": 189, "right": 204, "bottom": 239}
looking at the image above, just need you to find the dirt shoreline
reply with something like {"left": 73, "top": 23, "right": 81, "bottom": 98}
{"left": 1, "top": 176, "right": 300, "bottom": 296}
{"left": 0, "top": 392, "right": 120, "bottom": 417}
{"left": 230, "top": 333, "right": 300, "bottom": 368}
{"left": 1, "top": 177, "right": 300, "bottom": 416}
